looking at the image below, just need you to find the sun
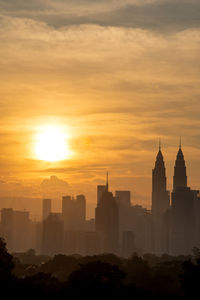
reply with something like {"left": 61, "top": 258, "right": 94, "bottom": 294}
{"left": 34, "top": 125, "right": 71, "bottom": 162}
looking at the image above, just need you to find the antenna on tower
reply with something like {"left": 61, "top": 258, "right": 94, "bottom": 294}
{"left": 179, "top": 136, "right": 182, "bottom": 149}
{"left": 159, "top": 138, "right": 161, "bottom": 151}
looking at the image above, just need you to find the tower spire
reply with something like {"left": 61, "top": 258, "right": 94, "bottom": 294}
{"left": 159, "top": 138, "right": 161, "bottom": 151}
{"left": 179, "top": 136, "right": 182, "bottom": 149}
{"left": 173, "top": 141, "right": 187, "bottom": 190}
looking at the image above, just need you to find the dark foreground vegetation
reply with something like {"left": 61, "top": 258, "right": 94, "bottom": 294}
{"left": 1, "top": 238, "right": 200, "bottom": 299}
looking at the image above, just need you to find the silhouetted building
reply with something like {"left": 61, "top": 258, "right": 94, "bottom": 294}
{"left": 42, "top": 213, "right": 64, "bottom": 256}
{"left": 170, "top": 187, "right": 195, "bottom": 255}
{"left": 35, "top": 222, "right": 42, "bottom": 254}
{"left": 85, "top": 232, "right": 103, "bottom": 255}
{"left": 95, "top": 173, "right": 119, "bottom": 253}
{"left": 122, "top": 231, "right": 136, "bottom": 257}
{"left": 173, "top": 144, "right": 187, "bottom": 190}
{"left": 152, "top": 144, "right": 170, "bottom": 254}
{"left": 116, "top": 191, "right": 131, "bottom": 206}
{"left": 1, "top": 208, "right": 33, "bottom": 252}
{"left": 42, "top": 199, "right": 51, "bottom": 220}
{"left": 62, "top": 195, "right": 73, "bottom": 230}
{"left": 85, "top": 218, "right": 95, "bottom": 231}
{"left": 97, "top": 185, "right": 107, "bottom": 204}
{"left": 115, "top": 191, "right": 131, "bottom": 243}
{"left": 170, "top": 145, "right": 195, "bottom": 255}
{"left": 127, "top": 205, "right": 153, "bottom": 254}
{"left": 62, "top": 195, "right": 86, "bottom": 231}
{"left": 64, "top": 230, "right": 86, "bottom": 255}
{"left": 193, "top": 191, "right": 200, "bottom": 247}
{"left": 76, "top": 195, "right": 86, "bottom": 230}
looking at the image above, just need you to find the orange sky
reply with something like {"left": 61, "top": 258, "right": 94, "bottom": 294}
{"left": 0, "top": 0, "right": 200, "bottom": 218}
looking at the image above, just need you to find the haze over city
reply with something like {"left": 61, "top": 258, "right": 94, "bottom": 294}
{"left": 0, "top": 1, "right": 200, "bottom": 298}
{"left": 0, "top": 0, "right": 200, "bottom": 219}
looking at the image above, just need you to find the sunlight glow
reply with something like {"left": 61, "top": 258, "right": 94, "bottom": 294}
{"left": 34, "top": 125, "right": 71, "bottom": 162}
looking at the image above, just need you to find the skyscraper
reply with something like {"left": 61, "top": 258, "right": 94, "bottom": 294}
{"left": 173, "top": 142, "right": 187, "bottom": 191}
{"left": 152, "top": 144, "right": 170, "bottom": 215}
{"left": 115, "top": 191, "right": 131, "bottom": 207}
{"left": 62, "top": 195, "right": 74, "bottom": 230}
{"left": 0, "top": 208, "right": 32, "bottom": 252}
{"left": 42, "top": 213, "right": 64, "bottom": 255}
{"left": 152, "top": 143, "right": 170, "bottom": 254}
{"left": 95, "top": 173, "right": 119, "bottom": 253}
{"left": 115, "top": 191, "right": 131, "bottom": 243}
{"left": 62, "top": 195, "right": 86, "bottom": 231}
{"left": 97, "top": 185, "right": 107, "bottom": 204}
{"left": 42, "top": 199, "right": 52, "bottom": 220}
{"left": 170, "top": 144, "right": 195, "bottom": 255}
{"left": 76, "top": 194, "right": 86, "bottom": 230}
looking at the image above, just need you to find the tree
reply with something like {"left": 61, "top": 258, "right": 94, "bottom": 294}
{"left": 68, "top": 261, "right": 125, "bottom": 290}
{"left": 0, "top": 237, "right": 14, "bottom": 280}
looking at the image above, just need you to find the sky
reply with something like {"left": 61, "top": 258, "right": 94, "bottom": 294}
{"left": 0, "top": 0, "right": 200, "bottom": 218}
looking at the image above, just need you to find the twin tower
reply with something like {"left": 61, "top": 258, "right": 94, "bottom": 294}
{"left": 151, "top": 142, "right": 192, "bottom": 255}
{"left": 152, "top": 142, "right": 187, "bottom": 216}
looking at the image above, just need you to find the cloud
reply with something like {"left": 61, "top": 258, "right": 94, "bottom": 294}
{"left": 0, "top": 0, "right": 200, "bottom": 31}
{"left": 0, "top": 3, "right": 200, "bottom": 208}
{"left": 39, "top": 175, "right": 70, "bottom": 198}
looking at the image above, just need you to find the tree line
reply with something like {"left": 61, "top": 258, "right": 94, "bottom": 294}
{"left": 1, "top": 237, "right": 200, "bottom": 299}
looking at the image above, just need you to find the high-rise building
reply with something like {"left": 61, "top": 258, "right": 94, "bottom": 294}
{"left": 127, "top": 205, "right": 153, "bottom": 254}
{"left": 76, "top": 194, "right": 86, "bottom": 230}
{"left": 152, "top": 144, "right": 170, "bottom": 254}
{"left": 97, "top": 185, "right": 107, "bottom": 204}
{"left": 42, "top": 199, "right": 52, "bottom": 220}
{"left": 173, "top": 143, "right": 187, "bottom": 191}
{"left": 152, "top": 144, "right": 170, "bottom": 215}
{"left": 115, "top": 191, "right": 131, "bottom": 206}
{"left": 42, "top": 213, "right": 64, "bottom": 256}
{"left": 62, "top": 195, "right": 74, "bottom": 230}
{"left": 1, "top": 208, "right": 33, "bottom": 252}
{"left": 95, "top": 174, "right": 119, "bottom": 253}
{"left": 62, "top": 195, "right": 86, "bottom": 231}
{"left": 170, "top": 145, "right": 195, "bottom": 255}
{"left": 170, "top": 187, "right": 195, "bottom": 255}
{"left": 122, "top": 231, "right": 135, "bottom": 258}
{"left": 115, "top": 191, "right": 131, "bottom": 243}
{"left": 12, "top": 210, "right": 32, "bottom": 252}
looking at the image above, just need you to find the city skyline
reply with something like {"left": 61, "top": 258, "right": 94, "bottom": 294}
{"left": 0, "top": 0, "right": 200, "bottom": 214}
{"left": 1, "top": 143, "right": 199, "bottom": 257}
{"left": 0, "top": 141, "right": 198, "bottom": 219}
{"left": 1, "top": 1, "right": 200, "bottom": 297}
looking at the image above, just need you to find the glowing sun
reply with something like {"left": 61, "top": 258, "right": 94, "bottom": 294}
{"left": 34, "top": 125, "right": 71, "bottom": 162}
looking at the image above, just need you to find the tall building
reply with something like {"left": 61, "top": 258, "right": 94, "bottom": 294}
{"left": 152, "top": 144, "right": 170, "bottom": 254}
{"left": 62, "top": 195, "right": 73, "bottom": 230}
{"left": 170, "top": 144, "right": 195, "bottom": 255}
{"left": 97, "top": 185, "right": 107, "bottom": 204}
{"left": 12, "top": 210, "right": 32, "bottom": 252}
{"left": 76, "top": 194, "right": 86, "bottom": 230}
{"left": 115, "top": 191, "right": 131, "bottom": 206}
{"left": 62, "top": 195, "right": 86, "bottom": 230}
{"left": 115, "top": 191, "right": 131, "bottom": 243}
{"left": 122, "top": 231, "right": 135, "bottom": 258}
{"left": 1, "top": 208, "right": 33, "bottom": 252}
{"left": 95, "top": 174, "right": 119, "bottom": 253}
{"left": 42, "top": 199, "right": 51, "bottom": 220}
{"left": 127, "top": 205, "right": 153, "bottom": 254}
{"left": 42, "top": 213, "right": 64, "bottom": 256}
{"left": 173, "top": 143, "right": 187, "bottom": 190}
